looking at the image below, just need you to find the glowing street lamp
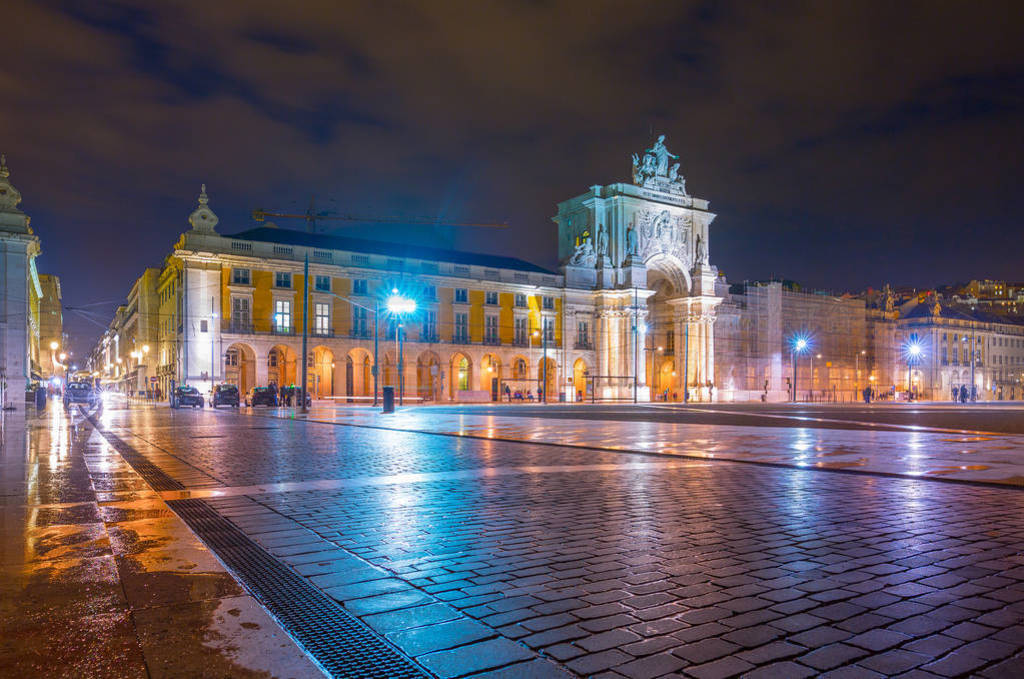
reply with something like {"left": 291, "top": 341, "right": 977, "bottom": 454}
{"left": 385, "top": 291, "right": 417, "bottom": 405}
{"left": 49, "top": 340, "right": 59, "bottom": 351}
{"left": 791, "top": 336, "right": 810, "bottom": 402}
{"left": 904, "top": 334, "right": 924, "bottom": 401}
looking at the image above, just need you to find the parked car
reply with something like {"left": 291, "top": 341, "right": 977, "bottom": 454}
{"left": 173, "top": 385, "right": 204, "bottom": 408}
{"left": 211, "top": 384, "right": 240, "bottom": 408}
{"left": 246, "top": 387, "right": 278, "bottom": 407}
{"left": 63, "top": 382, "right": 100, "bottom": 410}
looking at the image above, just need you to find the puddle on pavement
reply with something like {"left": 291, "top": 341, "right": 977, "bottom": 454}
{"left": 925, "top": 465, "right": 992, "bottom": 476}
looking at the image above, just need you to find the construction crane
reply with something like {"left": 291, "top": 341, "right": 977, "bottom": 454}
{"left": 252, "top": 197, "right": 507, "bottom": 233}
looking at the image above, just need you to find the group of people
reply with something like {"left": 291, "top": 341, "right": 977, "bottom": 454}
{"left": 268, "top": 383, "right": 307, "bottom": 407}
{"left": 952, "top": 384, "right": 977, "bottom": 403}
{"left": 503, "top": 384, "right": 543, "bottom": 402}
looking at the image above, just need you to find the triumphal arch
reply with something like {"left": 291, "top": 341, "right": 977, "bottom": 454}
{"left": 554, "top": 135, "right": 722, "bottom": 401}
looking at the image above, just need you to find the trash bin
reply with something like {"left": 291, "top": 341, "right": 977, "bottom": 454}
{"left": 382, "top": 386, "right": 395, "bottom": 413}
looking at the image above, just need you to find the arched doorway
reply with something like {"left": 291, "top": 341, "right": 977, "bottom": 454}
{"left": 538, "top": 357, "right": 557, "bottom": 400}
{"left": 450, "top": 353, "right": 471, "bottom": 399}
{"left": 311, "top": 346, "right": 335, "bottom": 397}
{"left": 417, "top": 351, "right": 441, "bottom": 401}
{"left": 268, "top": 345, "right": 297, "bottom": 387}
{"left": 572, "top": 358, "right": 589, "bottom": 402}
{"left": 480, "top": 353, "right": 501, "bottom": 399}
{"left": 225, "top": 343, "right": 256, "bottom": 393}
{"left": 658, "top": 359, "right": 677, "bottom": 401}
{"left": 345, "top": 348, "right": 373, "bottom": 401}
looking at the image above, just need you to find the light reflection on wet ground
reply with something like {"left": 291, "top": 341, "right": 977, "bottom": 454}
{"left": 0, "top": 401, "right": 326, "bottom": 678}
{"left": 288, "top": 405, "right": 1024, "bottom": 486}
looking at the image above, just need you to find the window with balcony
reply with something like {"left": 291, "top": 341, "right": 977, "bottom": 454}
{"left": 423, "top": 285, "right": 437, "bottom": 300}
{"left": 314, "top": 303, "right": 330, "bottom": 335}
{"left": 514, "top": 317, "right": 528, "bottom": 345}
{"left": 352, "top": 307, "right": 368, "bottom": 337}
{"left": 314, "top": 275, "right": 331, "bottom": 292}
{"left": 514, "top": 293, "right": 527, "bottom": 308}
{"left": 232, "top": 268, "right": 251, "bottom": 285}
{"left": 421, "top": 310, "right": 437, "bottom": 341}
{"left": 576, "top": 320, "right": 590, "bottom": 348}
{"left": 230, "top": 297, "right": 251, "bottom": 332}
{"left": 485, "top": 291, "right": 498, "bottom": 305}
{"left": 455, "top": 288, "right": 468, "bottom": 303}
{"left": 485, "top": 315, "right": 499, "bottom": 344}
{"left": 454, "top": 312, "right": 469, "bottom": 343}
{"left": 542, "top": 296, "right": 554, "bottom": 310}
{"left": 275, "top": 272, "right": 291, "bottom": 288}
{"left": 274, "top": 300, "right": 292, "bottom": 332}
{"left": 543, "top": 317, "right": 554, "bottom": 342}
{"left": 352, "top": 279, "right": 368, "bottom": 295}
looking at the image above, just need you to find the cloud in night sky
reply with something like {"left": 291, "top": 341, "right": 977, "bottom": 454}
{"left": 3, "top": 0, "right": 1023, "bottom": 353}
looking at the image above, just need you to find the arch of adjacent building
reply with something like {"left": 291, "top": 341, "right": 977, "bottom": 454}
{"left": 572, "top": 357, "right": 590, "bottom": 401}
{"left": 310, "top": 345, "right": 335, "bottom": 397}
{"left": 479, "top": 353, "right": 502, "bottom": 393}
{"left": 345, "top": 348, "right": 373, "bottom": 400}
{"left": 538, "top": 357, "right": 558, "bottom": 399}
{"left": 450, "top": 352, "right": 472, "bottom": 399}
{"left": 224, "top": 342, "right": 257, "bottom": 394}
{"left": 268, "top": 344, "right": 298, "bottom": 387}
{"left": 417, "top": 351, "right": 442, "bottom": 401}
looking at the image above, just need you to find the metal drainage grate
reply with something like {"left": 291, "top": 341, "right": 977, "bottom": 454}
{"left": 88, "top": 416, "right": 185, "bottom": 491}
{"left": 168, "top": 498, "right": 426, "bottom": 679}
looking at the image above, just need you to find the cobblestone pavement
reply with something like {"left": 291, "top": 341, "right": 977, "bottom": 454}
{"left": 75, "top": 403, "right": 1024, "bottom": 678}
{"left": 0, "top": 403, "right": 325, "bottom": 678}
{"left": 286, "top": 404, "right": 1024, "bottom": 486}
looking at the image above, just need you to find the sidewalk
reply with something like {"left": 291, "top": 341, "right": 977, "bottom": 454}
{"left": 0, "top": 403, "right": 325, "bottom": 678}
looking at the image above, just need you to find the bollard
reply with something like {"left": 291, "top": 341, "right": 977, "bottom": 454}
{"left": 381, "top": 386, "right": 395, "bottom": 413}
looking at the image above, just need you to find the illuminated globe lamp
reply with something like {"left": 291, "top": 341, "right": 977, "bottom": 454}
{"left": 905, "top": 337, "right": 924, "bottom": 401}
{"left": 790, "top": 335, "right": 810, "bottom": 403}
{"left": 385, "top": 290, "right": 417, "bottom": 406}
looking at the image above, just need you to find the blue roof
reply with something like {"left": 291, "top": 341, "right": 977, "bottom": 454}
{"left": 228, "top": 226, "right": 558, "bottom": 275}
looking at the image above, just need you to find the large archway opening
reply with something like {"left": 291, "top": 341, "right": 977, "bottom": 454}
{"left": 572, "top": 358, "right": 590, "bottom": 402}
{"left": 480, "top": 353, "right": 501, "bottom": 398}
{"left": 225, "top": 343, "right": 256, "bottom": 394}
{"left": 268, "top": 345, "right": 297, "bottom": 387}
{"left": 311, "top": 346, "right": 335, "bottom": 397}
{"left": 417, "top": 351, "right": 441, "bottom": 401}
{"left": 450, "top": 353, "right": 471, "bottom": 399}
{"left": 345, "top": 348, "right": 373, "bottom": 401}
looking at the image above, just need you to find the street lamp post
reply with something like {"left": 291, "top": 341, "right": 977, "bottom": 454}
{"left": 792, "top": 338, "right": 808, "bottom": 402}
{"left": 906, "top": 335, "right": 923, "bottom": 402}
{"left": 385, "top": 290, "right": 417, "bottom": 407}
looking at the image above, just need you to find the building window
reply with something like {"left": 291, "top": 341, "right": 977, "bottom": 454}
{"left": 577, "top": 320, "right": 590, "bottom": 347}
{"left": 423, "top": 285, "right": 437, "bottom": 300}
{"left": 231, "top": 297, "right": 251, "bottom": 330}
{"left": 232, "top": 268, "right": 251, "bottom": 285}
{"left": 455, "top": 288, "right": 468, "bottom": 303}
{"left": 666, "top": 330, "right": 675, "bottom": 352}
{"left": 274, "top": 300, "right": 291, "bottom": 332}
{"left": 225, "top": 350, "right": 238, "bottom": 367}
{"left": 275, "top": 272, "right": 291, "bottom": 288}
{"left": 485, "top": 291, "right": 498, "bottom": 305}
{"left": 543, "top": 317, "right": 554, "bottom": 342}
{"left": 421, "top": 310, "right": 437, "bottom": 341}
{"left": 485, "top": 315, "right": 499, "bottom": 343}
{"left": 353, "top": 279, "right": 368, "bottom": 295}
{"left": 314, "top": 303, "right": 330, "bottom": 335}
{"left": 514, "top": 317, "right": 528, "bottom": 345}
{"left": 269, "top": 350, "right": 278, "bottom": 368}
{"left": 454, "top": 312, "right": 469, "bottom": 343}
{"left": 513, "top": 358, "right": 527, "bottom": 379}
{"left": 200, "top": 319, "right": 208, "bottom": 333}
{"left": 314, "top": 275, "right": 331, "bottom": 292}
{"left": 542, "top": 295, "right": 554, "bottom": 310}
{"left": 352, "top": 306, "right": 368, "bottom": 337}
{"left": 514, "top": 293, "right": 527, "bottom": 308}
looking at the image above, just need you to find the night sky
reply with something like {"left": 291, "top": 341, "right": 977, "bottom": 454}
{"left": 5, "top": 1, "right": 1023, "bottom": 356}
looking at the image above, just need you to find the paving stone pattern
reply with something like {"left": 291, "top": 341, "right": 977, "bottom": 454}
{"left": 114, "top": 408, "right": 1024, "bottom": 677}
